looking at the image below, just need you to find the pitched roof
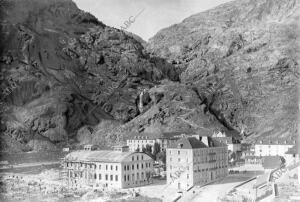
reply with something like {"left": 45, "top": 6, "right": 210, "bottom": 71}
{"left": 65, "top": 150, "right": 152, "bottom": 163}
{"left": 262, "top": 156, "right": 283, "bottom": 169}
{"left": 168, "top": 136, "right": 226, "bottom": 149}
{"left": 169, "top": 137, "right": 208, "bottom": 149}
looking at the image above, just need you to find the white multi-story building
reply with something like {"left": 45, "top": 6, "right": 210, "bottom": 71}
{"left": 127, "top": 136, "right": 156, "bottom": 152}
{"left": 254, "top": 138, "right": 296, "bottom": 157}
{"left": 63, "top": 145, "right": 154, "bottom": 189}
{"left": 166, "top": 135, "right": 228, "bottom": 191}
{"left": 127, "top": 133, "right": 182, "bottom": 152}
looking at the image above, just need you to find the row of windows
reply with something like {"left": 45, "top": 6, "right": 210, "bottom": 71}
{"left": 169, "top": 157, "right": 188, "bottom": 162}
{"left": 124, "top": 162, "right": 151, "bottom": 171}
{"left": 93, "top": 174, "right": 118, "bottom": 181}
{"left": 128, "top": 140, "right": 155, "bottom": 143}
{"left": 169, "top": 165, "right": 227, "bottom": 171}
{"left": 67, "top": 163, "right": 120, "bottom": 171}
{"left": 169, "top": 148, "right": 227, "bottom": 155}
{"left": 123, "top": 172, "right": 146, "bottom": 181}
{"left": 132, "top": 155, "right": 144, "bottom": 161}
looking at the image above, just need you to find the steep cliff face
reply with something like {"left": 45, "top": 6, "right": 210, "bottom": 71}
{"left": 147, "top": 0, "right": 299, "bottom": 142}
{"left": 0, "top": 0, "right": 178, "bottom": 152}
{"left": 0, "top": 0, "right": 299, "bottom": 152}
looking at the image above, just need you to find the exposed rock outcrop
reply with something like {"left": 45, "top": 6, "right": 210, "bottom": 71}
{"left": 147, "top": 0, "right": 299, "bottom": 141}
{"left": 0, "top": 0, "right": 178, "bottom": 151}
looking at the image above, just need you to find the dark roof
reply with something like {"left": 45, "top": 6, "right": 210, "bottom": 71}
{"left": 169, "top": 137, "right": 208, "bottom": 149}
{"left": 213, "top": 137, "right": 233, "bottom": 144}
{"left": 262, "top": 156, "right": 283, "bottom": 169}
{"left": 169, "top": 136, "right": 226, "bottom": 149}
{"left": 286, "top": 144, "right": 300, "bottom": 154}
{"left": 223, "top": 128, "right": 242, "bottom": 139}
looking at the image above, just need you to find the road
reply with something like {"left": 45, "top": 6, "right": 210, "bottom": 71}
{"left": 179, "top": 175, "right": 255, "bottom": 202}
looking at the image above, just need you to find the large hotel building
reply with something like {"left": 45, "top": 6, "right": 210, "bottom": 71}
{"left": 63, "top": 145, "right": 154, "bottom": 189}
{"left": 166, "top": 135, "right": 228, "bottom": 191}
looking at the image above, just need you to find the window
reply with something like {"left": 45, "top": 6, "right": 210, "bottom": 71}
{"left": 106, "top": 165, "right": 108, "bottom": 170}
{"left": 111, "top": 165, "right": 113, "bottom": 170}
{"left": 132, "top": 174, "right": 135, "bottom": 180}
{"left": 137, "top": 156, "right": 139, "bottom": 161}
{"left": 115, "top": 175, "right": 118, "bottom": 181}
{"left": 105, "top": 174, "right": 108, "bottom": 180}
{"left": 94, "top": 174, "right": 97, "bottom": 179}
{"left": 137, "top": 173, "right": 139, "bottom": 180}
{"left": 99, "top": 164, "right": 101, "bottom": 169}
{"left": 110, "top": 175, "right": 113, "bottom": 181}
{"left": 127, "top": 165, "right": 129, "bottom": 170}
{"left": 124, "top": 165, "right": 126, "bottom": 170}
{"left": 141, "top": 163, "right": 144, "bottom": 169}
{"left": 127, "top": 175, "right": 129, "bottom": 181}
{"left": 132, "top": 165, "right": 134, "bottom": 170}
{"left": 132, "top": 156, "right": 134, "bottom": 161}
{"left": 99, "top": 174, "right": 101, "bottom": 180}
{"left": 124, "top": 175, "right": 126, "bottom": 181}
{"left": 178, "top": 151, "right": 180, "bottom": 155}
{"left": 116, "top": 165, "right": 118, "bottom": 171}
{"left": 178, "top": 158, "right": 181, "bottom": 162}
{"left": 137, "top": 164, "right": 139, "bottom": 169}
{"left": 142, "top": 155, "right": 144, "bottom": 160}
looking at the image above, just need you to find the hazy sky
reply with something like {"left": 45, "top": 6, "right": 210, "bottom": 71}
{"left": 74, "top": 0, "right": 232, "bottom": 41}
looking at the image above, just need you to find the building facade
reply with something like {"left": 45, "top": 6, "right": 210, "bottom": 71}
{"left": 166, "top": 136, "right": 228, "bottom": 191}
{"left": 254, "top": 139, "right": 296, "bottom": 157}
{"left": 127, "top": 133, "right": 182, "bottom": 152}
{"left": 63, "top": 146, "right": 154, "bottom": 189}
{"left": 127, "top": 136, "right": 156, "bottom": 152}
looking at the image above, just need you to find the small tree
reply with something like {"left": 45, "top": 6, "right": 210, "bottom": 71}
{"left": 157, "top": 150, "right": 166, "bottom": 165}
{"left": 152, "top": 142, "right": 161, "bottom": 160}
{"left": 135, "top": 147, "right": 140, "bottom": 152}
{"left": 145, "top": 144, "right": 152, "bottom": 154}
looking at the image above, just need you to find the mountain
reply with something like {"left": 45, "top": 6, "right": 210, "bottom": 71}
{"left": 0, "top": 0, "right": 298, "bottom": 152}
{"left": 147, "top": 0, "right": 299, "bottom": 142}
{"left": 0, "top": 0, "right": 179, "bottom": 152}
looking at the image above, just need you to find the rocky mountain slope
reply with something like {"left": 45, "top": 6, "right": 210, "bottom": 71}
{"left": 147, "top": 0, "right": 299, "bottom": 142}
{"left": 0, "top": 0, "right": 179, "bottom": 151}
{"left": 0, "top": 0, "right": 299, "bottom": 152}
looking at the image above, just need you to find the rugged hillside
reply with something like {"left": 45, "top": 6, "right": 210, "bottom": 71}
{"left": 0, "top": 0, "right": 299, "bottom": 152}
{"left": 0, "top": 0, "right": 179, "bottom": 152}
{"left": 147, "top": 0, "right": 300, "bottom": 142}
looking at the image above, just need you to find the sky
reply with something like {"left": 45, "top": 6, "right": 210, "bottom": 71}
{"left": 74, "top": 0, "right": 232, "bottom": 41}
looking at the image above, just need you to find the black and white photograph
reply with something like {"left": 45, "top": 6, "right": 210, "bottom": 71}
{"left": 0, "top": 0, "right": 299, "bottom": 201}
